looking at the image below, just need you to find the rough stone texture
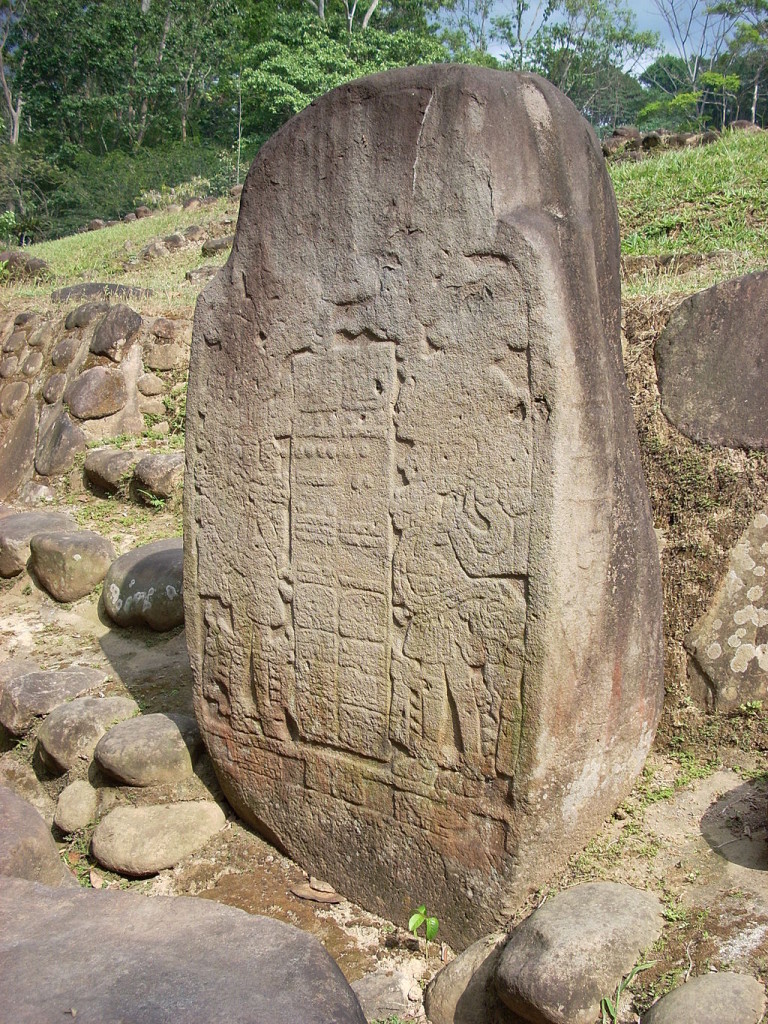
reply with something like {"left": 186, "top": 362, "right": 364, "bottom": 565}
{"left": 138, "top": 371, "right": 165, "bottom": 396}
{"left": 0, "top": 380, "right": 30, "bottom": 417}
{"left": 425, "top": 932, "right": 508, "bottom": 1024}
{"left": 84, "top": 447, "right": 140, "bottom": 493}
{"left": 91, "top": 800, "right": 226, "bottom": 875}
{"left": 30, "top": 529, "right": 116, "bottom": 602}
{"left": 42, "top": 372, "right": 66, "bottom": 404}
{"left": 64, "top": 302, "right": 110, "bottom": 331}
{"left": 37, "top": 696, "right": 139, "bottom": 773}
{"left": 494, "top": 882, "right": 663, "bottom": 1024}
{"left": 184, "top": 66, "right": 663, "bottom": 944}
{"left": 35, "top": 408, "right": 87, "bottom": 476}
{"left": 54, "top": 779, "right": 101, "bottom": 833}
{"left": 641, "top": 973, "right": 765, "bottom": 1024}
{"left": 143, "top": 337, "right": 186, "bottom": 370}
{"left": 686, "top": 507, "right": 768, "bottom": 710}
{"left": 103, "top": 538, "right": 184, "bottom": 631}
{"left": 655, "top": 270, "right": 768, "bottom": 448}
{"left": 0, "top": 877, "right": 367, "bottom": 1024}
{"left": 0, "top": 250, "right": 49, "bottom": 280}
{"left": 184, "top": 224, "right": 207, "bottom": 241}
{"left": 64, "top": 365, "right": 128, "bottom": 420}
{"left": 201, "top": 234, "right": 234, "bottom": 256}
{"left": 90, "top": 304, "right": 142, "bottom": 362}
{"left": 0, "top": 666, "right": 109, "bottom": 736}
{"left": 134, "top": 452, "right": 184, "bottom": 500}
{"left": 352, "top": 970, "right": 411, "bottom": 1021}
{"left": 0, "top": 401, "right": 37, "bottom": 499}
{"left": 0, "top": 509, "right": 75, "bottom": 576}
{"left": 94, "top": 712, "right": 202, "bottom": 786}
{"left": 0, "top": 787, "right": 76, "bottom": 887}
{"left": 51, "top": 333, "right": 82, "bottom": 367}
{"left": 0, "top": 754, "right": 55, "bottom": 824}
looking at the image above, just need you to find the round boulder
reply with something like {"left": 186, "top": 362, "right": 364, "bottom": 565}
{"left": 30, "top": 529, "right": 116, "bottom": 602}
{"left": 0, "top": 510, "right": 75, "bottom": 577}
{"left": 93, "top": 712, "right": 202, "bottom": 786}
{"left": 64, "top": 366, "right": 128, "bottom": 420}
{"left": 53, "top": 779, "right": 101, "bottom": 834}
{"left": 103, "top": 538, "right": 183, "bottom": 631}
{"left": 37, "top": 696, "right": 138, "bottom": 774}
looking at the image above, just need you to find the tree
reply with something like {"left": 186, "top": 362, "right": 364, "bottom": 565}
{"left": 713, "top": 0, "right": 768, "bottom": 122}
{"left": 0, "top": 0, "right": 31, "bottom": 144}
{"left": 492, "top": 0, "right": 557, "bottom": 70}
{"left": 652, "top": 0, "right": 734, "bottom": 89}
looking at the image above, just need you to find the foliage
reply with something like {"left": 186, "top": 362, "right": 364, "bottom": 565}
{"left": 408, "top": 903, "right": 439, "bottom": 958}
{"left": 0, "top": 206, "right": 16, "bottom": 243}
{"left": 601, "top": 961, "right": 654, "bottom": 1023}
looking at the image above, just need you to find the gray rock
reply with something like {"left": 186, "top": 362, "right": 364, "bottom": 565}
{"left": 641, "top": 973, "right": 765, "bottom": 1024}
{"left": 3, "top": 330, "right": 27, "bottom": 353}
{"left": 42, "top": 373, "right": 66, "bottom": 404}
{"left": 495, "top": 883, "right": 664, "bottom": 1024}
{"left": 94, "top": 712, "right": 202, "bottom": 786}
{"left": 0, "top": 380, "right": 30, "bottom": 417}
{"left": 0, "top": 666, "right": 109, "bottom": 736}
{"left": 28, "top": 321, "right": 56, "bottom": 348}
{"left": 18, "top": 481, "right": 55, "bottom": 505}
{"left": 0, "top": 250, "right": 49, "bottom": 281}
{"left": 64, "top": 366, "right": 128, "bottom": 420}
{"left": 135, "top": 205, "right": 152, "bottom": 218}
{"left": 184, "top": 224, "right": 207, "bottom": 241}
{"left": 64, "top": 302, "right": 110, "bottom": 331}
{"left": 137, "top": 372, "right": 165, "bottom": 396}
{"left": 90, "top": 304, "right": 142, "bottom": 362}
{"left": 426, "top": 932, "right": 507, "bottom": 1024}
{"left": 0, "top": 786, "right": 76, "bottom": 887}
{"left": 0, "top": 354, "right": 19, "bottom": 377}
{"left": 83, "top": 447, "right": 140, "bottom": 494}
{"left": 655, "top": 270, "right": 768, "bottom": 448}
{"left": 150, "top": 317, "right": 181, "bottom": 340}
{"left": 103, "top": 538, "right": 184, "bottom": 631}
{"left": 0, "top": 510, "right": 75, "bottom": 576}
{"left": 141, "top": 240, "right": 167, "bottom": 260}
{"left": 164, "top": 232, "right": 186, "bottom": 249}
{"left": 35, "top": 408, "right": 87, "bottom": 476}
{"left": 37, "top": 695, "right": 138, "bottom": 774}
{"left": 0, "top": 753, "right": 55, "bottom": 825}
{"left": 352, "top": 970, "right": 411, "bottom": 1022}
{"left": 0, "top": 401, "right": 37, "bottom": 500}
{"left": 201, "top": 234, "right": 234, "bottom": 256}
{"left": 22, "top": 348, "right": 43, "bottom": 375}
{"left": 91, "top": 800, "right": 226, "bottom": 875}
{"left": 51, "top": 333, "right": 82, "bottom": 367}
{"left": 186, "top": 266, "right": 218, "bottom": 286}
{"left": 686, "top": 507, "right": 768, "bottom": 710}
{"left": 53, "top": 779, "right": 101, "bottom": 833}
{"left": 0, "top": 876, "right": 366, "bottom": 1024}
{"left": 143, "top": 338, "right": 186, "bottom": 371}
{"left": 88, "top": 218, "right": 105, "bottom": 231}
{"left": 134, "top": 453, "right": 184, "bottom": 501}
{"left": 30, "top": 529, "right": 116, "bottom": 602}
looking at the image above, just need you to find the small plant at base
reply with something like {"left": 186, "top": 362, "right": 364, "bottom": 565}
{"left": 408, "top": 904, "right": 439, "bottom": 961}
{"left": 601, "top": 961, "right": 654, "bottom": 1024}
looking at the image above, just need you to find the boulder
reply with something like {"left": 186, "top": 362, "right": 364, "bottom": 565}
{"left": 29, "top": 529, "right": 116, "bottom": 602}
{"left": 164, "top": 232, "right": 186, "bottom": 250}
{"left": 201, "top": 234, "right": 234, "bottom": 256}
{"left": 184, "top": 65, "right": 663, "bottom": 945}
{"left": 37, "top": 695, "right": 138, "bottom": 773}
{"left": 641, "top": 973, "right": 765, "bottom": 1024}
{"left": 88, "top": 218, "right": 105, "bottom": 231}
{"left": 22, "top": 349, "right": 43, "bottom": 375}
{"left": 494, "top": 882, "right": 663, "bottom": 1024}
{"left": 352, "top": 970, "right": 411, "bottom": 1022}
{"left": 0, "top": 401, "right": 37, "bottom": 499}
{"left": 103, "top": 538, "right": 184, "bottom": 631}
{"left": 0, "top": 876, "right": 367, "bottom": 1024}
{"left": 137, "top": 372, "right": 165, "bottom": 396}
{"left": 51, "top": 334, "right": 82, "bottom": 367}
{"left": 0, "top": 787, "right": 76, "bottom": 887}
{"left": 425, "top": 932, "right": 507, "bottom": 1024}
{"left": 134, "top": 452, "right": 184, "bottom": 501}
{"left": 183, "top": 224, "right": 207, "bottom": 241}
{"left": 186, "top": 266, "right": 218, "bottom": 285}
{"left": 91, "top": 800, "right": 226, "bottom": 875}
{"left": 0, "top": 666, "right": 109, "bottom": 736}
{"left": 94, "top": 712, "right": 202, "bottom": 786}
{"left": 34, "top": 408, "right": 87, "bottom": 476}
{"left": 3, "top": 330, "right": 26, "bottom": 353}
{"left": 686, "top": 508, "right": 768, "bottom": 710}
{"left": 0, "top": 754, "right": 55, "bottom": 824}
{"left": 64, "top": 366, "right": 128, "bottom": 420}
{"left": 0, "top": 250, "right": 49, "bottom": 281}
{"left": 135, "top": 205, "right": 152, "bottom": 218}
{"left": 84, "top": 447, "right": 140, "bottom": 494}
{"left": 42, "top": 373, "right": 66, "bottom": 404}
{"left": 90, "top": 304, "right": 142, "bottom": 362}
{"left": 655, "top": 270, "right": 768, "bottom": 448}
{"left": 143, "top": 338, "right": 186, "bottom": 371}
{"left": 0, "top": 380, "right": 30, "bottom": 417}
{"left": 54, "top": 779, "right": 100, "bottom": 833}
{"left": 64, "top": 302, "right": 110, "bottom": 331}
{"left": 0, "top": 354, "right": 19, "bottom": 377}
{"left": 0, "top": 509, "right": 75, "bottom": 576}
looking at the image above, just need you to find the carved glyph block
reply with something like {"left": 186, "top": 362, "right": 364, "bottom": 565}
{"left": 184, "top": 66, "right": 663, "bottom": 946}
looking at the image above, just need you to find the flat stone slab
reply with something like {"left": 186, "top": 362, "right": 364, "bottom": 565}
{"left": 686, "top": 508, "right": 768, "bottom": 711}
{"left": 30, "top": 529, "right": 116, "bottom": 602}
{"left": 0, "top": 786, "right": 76, "bottom": 887}
{"left": 0, "top": 877, "right": 367, "bottom": 1024}
{"left": 35, "top": 409, "right": 87, "bottom": 476}
{"left": 103, "top": 538, "right": 184, "bottom": 631}
{"left": 37, "top": 696, "right": 139, "bottom": 774}
{"left": 84, "top": 447, "right": 140, "bottom": 493}
{"left": 54, "top": 779, "right": 100, "bottom": 833}
{"left": 0, "top": 666, "right": 109, "bottom": 736}
{"left": 0, "top": 510, "right": 75, "bottom": 576}
{"left": 655, "top": 270, "right": 768, "bottom": 448}
{"left": 134, "top": 453, "right": 184, "bottom": 501}
{"left": 94, "top": 712, "right": 202, "bottom": 786}
{"left": 91, "top": 801, "right": 226, "bottom": 876}
{"left": 495, "top": 882, "right": 663, "bottom": 1024}
{"left": 642, "top": 973, "right": 765, "bottom": 1023}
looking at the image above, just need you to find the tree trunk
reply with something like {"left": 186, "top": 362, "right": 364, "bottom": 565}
{"left": 136, "top": 5, "right": 172, "bottom": 149}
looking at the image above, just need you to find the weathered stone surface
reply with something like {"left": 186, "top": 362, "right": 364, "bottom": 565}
{"left": 641, "top": 973, "right": 765, "bottom": 1024}
{"left": 495, "top": 882, "right": 663, "bottom": 1024}
{"left": 64, "top": 302, "right": 110, "bottom": 331}
{"left": 0, "top": 754, "right": 55, "bottom": 824}
{"left": 0, "top": 380, "right": 29, "bottom": 417}
{"left": 54, "top": 778, "right": 101, "bottom": 833}
{"left": 184, "top": 66, "right": 663, "bottom": 944}
{"left": 103, "top": 538, "right": 184, "bottom": 631}
{"left": 655, "top": 270, "right": 768, "bottom": 448}
{"left": 0, "top": 354, "right": 19, "bottom": 377}
{"left": 186, "top": 265, "right": 218, "bottom": 285}
{"left": 91, "top": 800, "right": 226, "bottom": 875}
{"left": 64, "top": 365, "right": 128, "bottom": 420}
{"left": 0, "top": 509, "right": 75, "bottom": 576}
{"left": 51, "top": 282, "right": 151, "bottom": 303}
{"left": 201, "top": 234, "right": 234, "bottom": 256}
{"left": 0, "top": 787, "right": 76, "bottom": 887}
{"left": 686, "top": 508, "right": 768, "bottom": 710}
{"left": 0, "top": 400, "right": 37, "bottom": 499}
{"left": 0, "top": 250, "right": 49, "bottom": 280}
{"left": 184, "top": 224, "right": 207, "bottom": 241}
{"left": 135, "top": 204, "right": 152, "bottom": 218}
{"left": 42, "top": 373, "right": 66, "bottom": 404}
{"left": 352, "top": 970, "right": 411, "bottom": 1021}
{"left": 35, "top": 408, "right": 87, "bottom": 476}
{"left": 84, "top": 447, "right": 139, "bottom": 493}
{"left": 425, "top": 932, "right": 507, "bottom": 1024}
{"left": 134, "top": 452, "right": 184, "bottom": 500}
{"left": 3, "top": 330, "right": 25, "bottom": 352}
{"left": 143, "top": 337, "right": 186, "bottom": 370}
{"left": 30, "top": 529, "right": 116, "bottom": 602}
{"left": 0, "top": 666, "right": 109, "bottom": 736}
{"left": 137, "top": 371, "right": 165, "bottom": 396}
{"left": 90, "top": 304, "right": 142, "bottom": 362}
{"left": 51, "top": 334, "right": 82, "bottom": 367}
{"left": 22, "top": 348, "right": 43, "bottom": 375}
{"left": 94, "top": 712, "right": 202, "bottom": 786}
{"left": 0, "top": 877, "right": 367, "bottom": 1024}
{"left": 37, "top": 695, "right": 138, "bottom": 773}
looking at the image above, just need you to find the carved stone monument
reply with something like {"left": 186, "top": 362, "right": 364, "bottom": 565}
{"left": 184, "top": 65, "right": 663, "bottom": 946}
